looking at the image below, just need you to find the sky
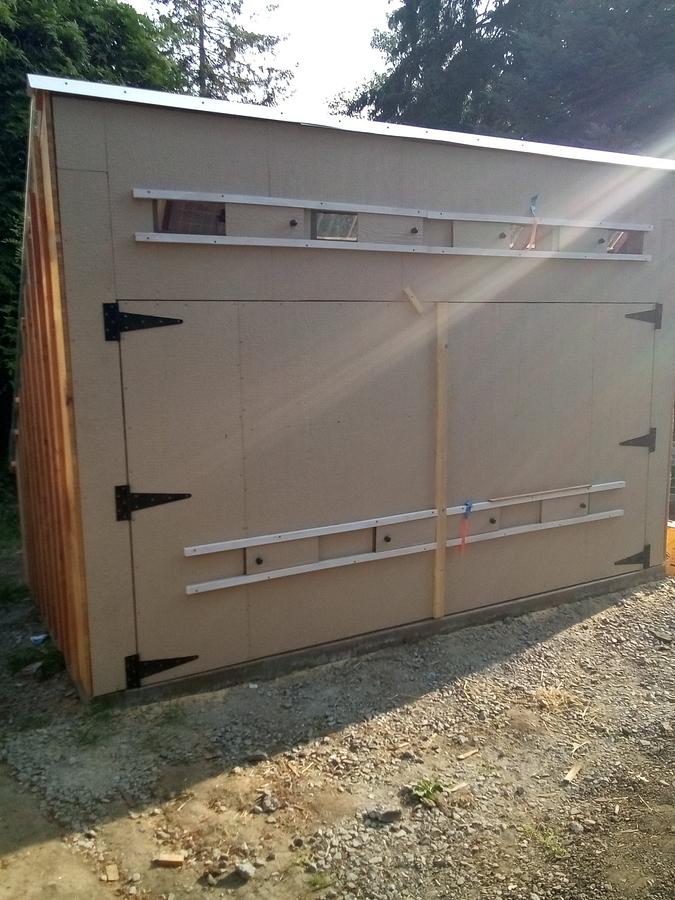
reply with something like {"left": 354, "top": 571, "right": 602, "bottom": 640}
{"left": 127, "top": 0, "right": 392, "bottom": 115}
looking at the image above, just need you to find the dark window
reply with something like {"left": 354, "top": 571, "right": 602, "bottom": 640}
{"left": 155, "top": 200, "right": 226, "bottom": 235}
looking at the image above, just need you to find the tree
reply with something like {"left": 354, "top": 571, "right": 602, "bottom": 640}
{"left": 342, "top": 0, "right": 500, "bottom": 132}
{"left": 484, "top": 0, "right": 675, "bottom": 151}
{"left": 344, "top": 0, "right": 675, "bottom": 153}
{"left": 154, "top": 0, "right": 291, "bottom": 103}
{"left": 0, "top": 0, "right": 184, "bottom": 452}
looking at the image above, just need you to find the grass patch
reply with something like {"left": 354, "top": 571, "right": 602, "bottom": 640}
{"left": 75, "top": 698, "right": 116, "bottom": 746}
{"left": 308, "top": 871, "right": 333, "bottom": 891}
{"left": 0, "top": 582, "right": 29, "bottom": 604}
{"left": 409, "top": 777, "right": 444, "bottom": 807}
{"left": 532, "top": 684, "right": 580, "bottom": 713}
{"left": 0, "top": 464, "right": 20, "bottom": 554}
{"left": 7, "top": 643, "right": 64, "bottom": 680}
{"left": 523, "top": 823, "right": 570, "bottom": 860}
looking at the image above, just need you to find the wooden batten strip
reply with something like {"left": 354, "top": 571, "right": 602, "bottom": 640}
{"left": 14, "top": 93, "right": 92, "bottom": 696}
{"left": 433, "top": 303, "right": 449, "bottom": 618}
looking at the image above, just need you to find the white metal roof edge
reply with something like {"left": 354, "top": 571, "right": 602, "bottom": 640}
{"left": 27, "top": 73, "right": 675, "bottom": 172}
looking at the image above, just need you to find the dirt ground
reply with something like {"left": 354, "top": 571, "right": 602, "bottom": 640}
{"left": 0, "top": 554, "right": 673, "bottom": 900}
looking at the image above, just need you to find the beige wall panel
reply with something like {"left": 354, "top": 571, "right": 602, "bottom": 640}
{"left": 453, "top": 222, "right": 555, "bottom": 252}
{"left": 401, "top": 255, "right": 660, "bottom": 304}
{"left": 248, "top": 554, "right": 432, "bottom": 660}
{"left": 443, "top": 302, "right": 654, "bottom": 615}
{"left": 104, "top": 104, "right": 272, "bottom": 194}
{"left": 446, "top": 525, "right": 596, "bottom": 614}
{"left": 227, "top": 204, "right": 305, "bottom": 238}
{"left": 423, "top": 221, "right": 453, "bottom": 247}
{"left": 374, "top": 518, "right": 435, "bottom": 551}
{"left": 586, "top": 304, "right": 654, "bottom": 577}
{"left": 541, "top": 495, "right": 588, "bottom": 523}
{"left": 115, "top": 243, "right": 274, "bottom": 300}
{"left": 500, "top": 502, "right": 540, "bottom": 529}
{"left": 238, "top": 302, "right": 436, "bottom": 533}
{"left": 56, "top": 170, "right": 135, "bottom": 695}
{"left": 445, "top": 303, "right": 594, "bottom": 505}
{"left": 245, "top": 538, "right": 319, "bottom": 574}
{"left": 645, "top": 221, "right": 675, "bottom": 562}
{"left": 52, "top": 97, "right": 107, "bottom": 171}
{"left": 268, "top": 249, "right": 405, "bottom": 301}
{"left": 119, "top": 301, "right": 250, "bottom": 675}
{"left": 446, "top": 508, "right": 500, "bottom": 541}
{"left": 264, "top": 120, "right": 665, "bottom": 225}
{"left": 358, "top": 213, "right": 424, "bottom": 245}
{"left": 94, "top": 99, "right": 669, "bottom": 304}
{"left": 319, "top": 529, "right": 373, "bottom": 559}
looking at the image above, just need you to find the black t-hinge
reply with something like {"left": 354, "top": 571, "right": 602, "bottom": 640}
{"left": 625, "top": 304, "right": 662, "bottom": 329}
{"left": 115, "top": 484, "right": 191, "bottom": 521}
{"left": 619, "top": 427, "right": 656, "bottom": 452}
{"left": 615, "top": 544, "right": 651, "bottom": 569}
{"left": 103, "top": 302, "right": 183, "bottom": 341}
{"left": 125, "top": 653, "right": 199, "bottom": 689}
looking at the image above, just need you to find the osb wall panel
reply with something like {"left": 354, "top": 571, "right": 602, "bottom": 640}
{"left": 15, "top": 95, "right": 91, "bottom": 695}
{"left": 80, "top": 98, "right": 675, "bottom": 304}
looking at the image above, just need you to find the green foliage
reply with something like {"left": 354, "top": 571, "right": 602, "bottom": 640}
{"left": 0, "top": 0, "right": 184, "bottom": 414}
{"left": 410, "top": 776, "right": 444, "bottom": 806}
{"left": 0, "top": 582, "right": 28, "bottom": 604}
{"left": 523, "top": 823, "right": 570, "bottom": 860}
{"left": 341, "top": 1, "right": 500, "bottom": 131}
{"left": 154, "top": 0, "right": 291, "bottom": 103}
{"left": 485, "top": 0, "right": 675, "bottom": 151}
{"left": 343, "top": 0, "right": 675, "bottom": 152}
{"left": 308, "top": 871, "right": 334, "bottom": 891}
{"left": 7, "top": 642, "right": 64, "bottom": 679}
{"left": 0, "top": 463, "right": 20, "bottom": 553}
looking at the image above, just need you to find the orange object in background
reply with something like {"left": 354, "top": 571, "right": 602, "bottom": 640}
{"left": 666, "top": 523, "right": 675, "bottom": 575}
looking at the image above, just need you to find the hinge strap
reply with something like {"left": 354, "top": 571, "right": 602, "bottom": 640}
{"left": 115, "top": 484, "right": 191, "bottom": 521}
{"left": 125, "top": 653, "right": 198, "bottom": 689}
{"left": 615, "top": 544, "right": 651, "bottom": 569}
{"left": 103, "top": 302, "right": 183, "bottom": 341}
{"left": 620, "top": 427, "right": 656, "bottom": 452}
{"left": 625, "top": 304, "right": 662, "bottom": 329}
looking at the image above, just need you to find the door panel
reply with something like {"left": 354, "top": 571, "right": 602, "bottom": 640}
{"left": 119, "top": 300, "right": 436, "bottom": 683}
{"left": 444, "top": 303, "right": 654, "bottom": 614}
{"left": 119, "top": 300, "right": 655, "bottom": 684}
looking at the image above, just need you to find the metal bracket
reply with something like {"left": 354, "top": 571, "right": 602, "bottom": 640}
{"left": 619, "top": 427, "right": 656, "bottom": 452}
{"left": 625, "top": 304, "right": 662, "bottom": 329}
{"left": 115, "top": 484, "right": 191, "bottom": 521}
{"left": 615, "top": 544, "right": 651, "bottom": 569}
{"left": 125, "top": 653, "right": 198, "bottom": 689}
{"left": 103, "top": 302, "right": 183, "bottom": 341}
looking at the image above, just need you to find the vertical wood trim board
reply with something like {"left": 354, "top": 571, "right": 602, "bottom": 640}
{"left": 433, "top": 302, "right": 450, "bottom": 617}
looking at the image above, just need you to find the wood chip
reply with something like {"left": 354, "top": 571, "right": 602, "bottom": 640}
{"left": 563, "top": 762, "right": 583, "bottom": 783}
{"left": 448, "top": 781, "right": 470, "bottom": 793}
{"left": 152, "top": 852, "right": 185, "bottom": 868}
{"left": 457, "top": 748, "right": 479, "bottom": 761}
{"left": 105, "top": 864, "right": 119, "bottom": 883}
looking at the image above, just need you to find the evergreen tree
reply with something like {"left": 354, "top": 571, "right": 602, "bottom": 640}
{"left": 345, "top": 0, "right": 675, "bottom": 153}
{"left": 0, "top": 0, "right": 183, "bottom": 448}
{"left": 155, "top": 0, "right": 291, "bottom": 103}
{"left": 342, "top": 0, "right": 500, "bottom": 131}
{"left": 485, "top": 0, "right": 675, "bottom": 151}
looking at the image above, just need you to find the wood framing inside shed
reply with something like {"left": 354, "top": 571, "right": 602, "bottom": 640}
{"left": 14, "top": 74, "right": 675, "bottom": 697}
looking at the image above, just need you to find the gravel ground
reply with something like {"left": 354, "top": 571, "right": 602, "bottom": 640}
{"left": 0, "top": 574, "right": 673, "bottom": 900}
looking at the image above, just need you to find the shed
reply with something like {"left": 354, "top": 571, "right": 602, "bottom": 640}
{"left": 14, "top": 74, "right": 675, "bottom": 698}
